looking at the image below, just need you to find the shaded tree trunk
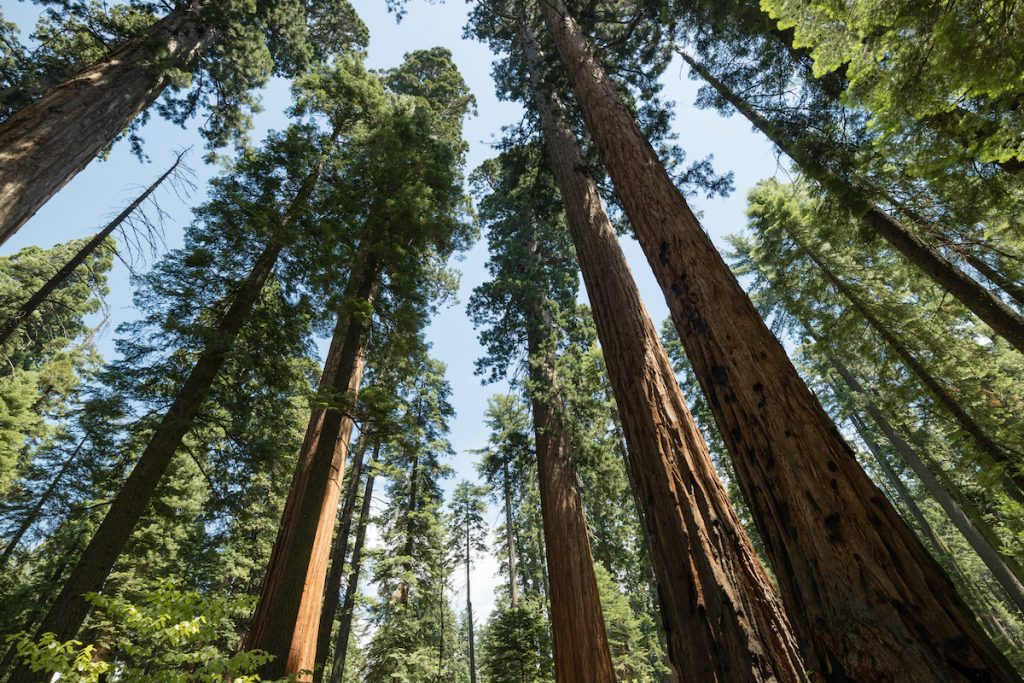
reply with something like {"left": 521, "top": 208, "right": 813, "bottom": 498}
{"left": 329, "top": 457, "right": 375, "bottom": 683}
{"left": 538, "top": 2, "right": 1019, "bottom": 679}
{"left": 522, "top": 19, "right": 805, "bottom": 683}
{"left": 829, "top": 357, "right": 1024, "bottom": 613}
{"left": 312, "top": 439, "right": 367, "bottom": 683}
{"left": 798, "top": 239, "right": 1024, "bottom": 500}
{"left": 247, "top": 253, "right": 380, "bottom": 681}
{"left": 0, "top": 437, "right": 85, "bottom": 569}
{"left": 680, "top": 51, "right": 1024, "bottom": 355}
{"left": 0, "top": 151, "right": 186, "bottom": 345}
{"left": 0, "top": 4, "right": 213, "bottom": 245}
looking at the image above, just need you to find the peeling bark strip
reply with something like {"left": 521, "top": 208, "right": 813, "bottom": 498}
{"left": 681, "top": 52, "right": 1024, "bottom": 356}
{"left": 521, "top": 19, "right": 804, "bottom": 683}
{"left": 246, "top": 254, "right": 380, "bottom": 682}
{"left": 538, "top": 1, "right": 1019, "bottom": 679}
{"left": 0, "top": 3, "right": 213, "bottom": 245}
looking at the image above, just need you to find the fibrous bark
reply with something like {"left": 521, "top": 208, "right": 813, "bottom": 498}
{"left": 539, "top": 2, "right": 1018, "bottom": 679}
{"left": 522, "top": 18, "right": 805, "bottom": 683}
{"left": 247, "top": 254, "right": 379, "bottom": 681}
{"left": 0, "top": 4, "right": 212, "bottom": 245}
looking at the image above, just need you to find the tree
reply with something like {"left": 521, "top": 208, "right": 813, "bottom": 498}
{"left": 4, "top": 60, "right": 377, "bottom": 678}
{"left": 244, "top": 48, "right": 474, "bottom": 680}
{"left": 0, "top": 0, "right": 367, "bottom": 244}
{"left": 448, "top": 481, "right": 488, "bottom": 683}
{"left": 535, "top": 0, "right": 1019, "bottom": 677}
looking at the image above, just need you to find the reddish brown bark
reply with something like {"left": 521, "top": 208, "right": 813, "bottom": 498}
{"left": 312, "top": 440, "right": 366, "bottom": 683}
{"left": 526, "top": 333, "right": 617, "bottom": 683}
{"left": 521, "top": 20, "right": 805, "bottom": 683}
{"left": 246, "top": 255, "right": 380, "bottom": 681}
{"left": 0, "top": 4, "right": 212, "bottom": 245}
{"left": 539, "top": 2, "right": 1019, "bottom": 679}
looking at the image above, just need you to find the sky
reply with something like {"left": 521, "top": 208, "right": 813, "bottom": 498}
{"left": 1, "top": 0, "right": 782, "bottom": 632}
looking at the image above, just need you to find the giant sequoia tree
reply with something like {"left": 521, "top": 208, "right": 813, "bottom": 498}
{"left": 0, "top": 0, "right": 367, "bottom": 245}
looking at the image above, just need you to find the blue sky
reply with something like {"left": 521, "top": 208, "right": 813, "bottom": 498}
{"left": 1, "top": 0, "right": 782, "bottom": 626}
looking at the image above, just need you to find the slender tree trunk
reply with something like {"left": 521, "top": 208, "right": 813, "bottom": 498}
{"left": 312, "top": 440, "right": 367, "bottom": 683}
{"left": 396, "top": 448, "right": 421, "bottom": 607}
{"left": 799, "top": 239, "right": 1024, "bottom": 500}
{"left": 466, "top": 522, "right": 478, "bottom": 683}
{"left": 9, "top": 240, "right": 286, "bottom": 683}
{"left": 329, "top": 459, "right": 375, "bottom": 683}
{"left": 522, "top": 19, "right": 805, "bottom": 682}
{"left": 0, "top": 151, "right": 185, "bottom": 345}
{"left": 247, "top": 254, "right": 380, "bottom": 681}
{"left": 517, "top": 211, "right": 616, "bottom": 679}
{"left": 0, "top": 437, "right": 85, "bottom": 569}
{"left": 502, "top": 460, "right": 519, "bottom": 608}
{"left": 680, "top": 51, "right": 1024, "bottom": 355}
{"left": 0, "top": 4, "right": 213, "bottom": 245}
{"left": 539, "top": 2, "right": 1018, "bottom": 679}
{"left": 829, "top": 357, "right": 1024, "bottom": 613}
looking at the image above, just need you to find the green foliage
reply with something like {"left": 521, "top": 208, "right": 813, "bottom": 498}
{"left": 478, "top": 599, "right": 551, "bottom": 683}
{"left": 8, "top": 580, "right": 277, "bottom": 682}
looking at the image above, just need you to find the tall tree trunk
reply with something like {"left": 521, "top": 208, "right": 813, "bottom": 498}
{"left": 397, "top": 448, "right": 421, "bottom": 607}
{"left": 0, "top": 4, "right": 213, "bottom": 245}
{"left": 798, "top": 238, "right": 1024, "bottom": 500}
{"left": 466, "top": 522, "right": 478, "bottom": 683}
{"left": 538, "top": 2, "right": 1019, "bottom": 679}
{"left": 312, "top": 439, "right": 367, "bottom": 683}
{"left": 502, "top": 460, "right": 519, "bottom": 608}
{"left": 247, "top": 254, "right": 380, "bottom": 681}
{"left": 0, "top": 151, "right": 186, "bottom": 345}
{"left": 679, "top": 51, "right": 1024, "bottom": 355}
{"left": 521, "top": 18, "right": 806, "bottom": 683}
{"left": 0, "top": 437, "right": 85, "bottom": 569}
{"left": 329, "top": 458, "right": 375, "bottom": 683}
{"left": 9, "top": 239, "right": 287, "bottom": 683}
{"left": 828, "top": 356, "right": 1024, "bottom": 613}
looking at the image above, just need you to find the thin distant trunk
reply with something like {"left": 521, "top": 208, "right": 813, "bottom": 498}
{"left": 829, "top": 357, "right": 1024, "bottom": 613}
{"left": 247, "top": 253, "right": 380, "bottom": 682}
{"left": 522, "top": 18, "right": 804, "bottom": 682}
{"left": 540, "top": 2, "right": 1018, "bottom": 679}
{"left": 0, "top": 3, "right": 213, "bottom": 245}
{"left": 466, "top": 522, "right": 477, "bottom": 683}
{"left": 396, "top": 448, "right": 421, "bottom": 607}
{"left": 502, "top": 460, "right": 519, "bottom": 608}
{"left": 312, "top": 440, "right": 367, "bottom": 683}
{"left": 0, "top": 151, "right": 185, "bottom": 346}
{"left": 437, "top": 587, "right": 445, "bottom": 682}
{"left": 0, "top": 437, "right": 85, "bottom": 569}
{"left": 329, "top": 463, "right": 375, "bottom": 683}
{"left": 799, "top": 239, "right": 1024, "bottom": 500}
{"left": 680, "top": 51, "right": 1024, "bottom": 355}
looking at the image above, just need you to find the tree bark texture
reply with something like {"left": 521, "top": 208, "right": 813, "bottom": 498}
{"left": 312, "top": 440, "right": 367, "bottom": 683}
{"left": 522, "top": 20, "right": 806, "bottom": 683}
{"left": 830, "top": 357, "right": 1024, "bottom": 613}
{"left": 0, "top": 4, "right": 212, "bottom": 245}
{"left": 247, "top": 256, "right": 380, "bottom": 681}
{"left": 0, "top": 151, "right": 185, "bottom": 345}
{"left": 680, "top": 52, "right": 1024, "bottom": 356}
{"left": 329, "top": 458, "right": 375, "bottom": 683}
{"left": 539, "top": 3, "right": 1019, "bottom": 679}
